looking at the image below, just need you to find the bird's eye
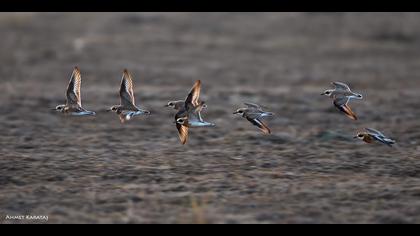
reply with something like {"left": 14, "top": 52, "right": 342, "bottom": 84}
{"left": 358, "top": 134, "right": 364, "bottom": 138}
{"left": 238, "top": 110, "right": 243, "bottom": 113}
{"left": 169, "top": 103, "right": 173, "bottom": 106}
{"left": 326, "top": 91, "right": 331, "bottom": 94}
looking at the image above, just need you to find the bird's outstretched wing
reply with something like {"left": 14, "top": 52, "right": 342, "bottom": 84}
{"left": 119, "top": 69, "right": 136, "bottom": 109}
{"left": 334, "top": 96, "right": 357, "bottom": 120}
{"left": 246, "top": 117, "right": 271, "bottom": 134}
{"left": 176, "top": 123, "right": 189, "bottom": 145}
{"left": 365, "top": 128, "right": 395, "bottom": 147}
{"left": 185, "top": 80, "right": 201, "bottom": 109}
{"left": 365, "top": 128, "right": 386, "bottom": 138}
{"left": 370, "top": 135, "right": 395, "bottom": 147}
{"left": 244, "top": 102, "right": 263, "bottom": 110}
{"left": 243, "top": 107, "right": 266, "bottom": 120}
{"left": 66, "top": 67, "right": 82, "bottom": 107}
{"left": 332, "top": 82, "right": 351, "bottom": 91}
{"left": 333, "top": 95, "right": 349, "bottom": 106}
{"left": 175, "top": 111, "right": 189, "bottom": 144}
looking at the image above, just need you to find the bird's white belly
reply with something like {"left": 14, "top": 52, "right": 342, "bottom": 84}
{"left": 122, "top": 110, "right": 147, "bottom": 116}
{"left": 189, "top": 121, "right": 215, "bottom": 127}
{"left": 71, "top": 111, "right": 95, "bottom": 116}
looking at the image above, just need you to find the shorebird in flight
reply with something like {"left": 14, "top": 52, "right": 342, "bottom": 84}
{"left": 53, "top": 67, "right": 96, "bottom": 116}
{"left": 354, "top": 128, "right": 396, "bottom": 147}
{"left": 233, "top": 102, "right": 274, "bottom": 134}
{"left": 173, "top": 80, "right": 215, "bottom": 145}
{"left": 321, "top": 82, "right": 363, "bottom": 120}
{"left": 165, "top": 81, "right": 207, "bottom": 111}
{"left": 107, "top": 69, "right": 150, "bottom": 123}
{"left": 165, "top": 100, "right": 186, "bottom": 111}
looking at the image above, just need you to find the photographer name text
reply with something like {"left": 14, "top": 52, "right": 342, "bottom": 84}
{"left": 5, "top": 215, "right": 49, "bottom": 221}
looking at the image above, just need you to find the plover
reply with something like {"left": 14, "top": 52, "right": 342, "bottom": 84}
{"left": 321, "top": 82, "right": 363, "bottom": 120}
{"left": 165, "top": 100, "right": 185, "bottom": 110}
{"left": 233, "top": 102, "right": 274, "bottom": 134}
{"left": 53, "top": 67, "right": 96, "bottom": 116}
{"left": 165, "top": 80, "right": 208, "bottom": 111}
{"left": 354, "top": 128, "right": 396, "bottom": 147}
{"left": 174, "top": 80, "right": 215, "bottom": 145}
{"left": 107, "top": 69, "right": 150, "bottom": 123}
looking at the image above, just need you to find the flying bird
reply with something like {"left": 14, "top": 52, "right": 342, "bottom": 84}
{"left": 321, "top": 82, "right": 363, "bottom": 120}
{"left": 233, "top": 102, "right": 274, "bottom": 134}
{"left": 354, "top": 128, "right": 396, "bottom": 147}
{"left": 53, "top": 67, "right": 96, "bottom": 116}
{"left": 165, "top": 80, "right": 207, "bottom": 111}
{"left": 173, "top": 80, "right": 215, "bottom": 145}
{"left": 107, "top": 69, "right": 150, "bottom": 123}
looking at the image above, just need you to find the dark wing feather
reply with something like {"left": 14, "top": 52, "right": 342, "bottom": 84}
{"left": 370, "top": 135, "right": 394, "bottom": 147}
{"left": 175, "top": 110, "right": 189, "bottom": 144}
{"left": 66, "top": 67, "right": 82, "bottom": 107}
{"left": 185, "top": 80, "right": 201, "bottom": 109}
{"left": 333, "top": 96, "right": 357, "bottom": 120}
{"left": 365, "top": 128, "right": 386, "bottom": 138}
{"left": 335, "top": 103, "right": 357, "bottom": 120}
{"left": 246, "top": 117, "right": 271, "bottom": 134}
{"left": 176, "top": 123, "right": 189, "bottom": 145}
{"left": 119, "top": 69, "right": 136, "bottom": 109}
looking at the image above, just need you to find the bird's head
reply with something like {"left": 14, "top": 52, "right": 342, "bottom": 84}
{"left": 53, "top": 105, "right": 66, "bottom": 112}
{"left": 321, "top": 89, "right": 334, "bottom": 97}
{"left": 176, "top": 117, "right": 188, "bottom": 125}
{"left": 107, "top": 106, "right": 119, "bottom": 112}
{"left": 233, "top": 108, "right": 246, "bottom": 115}
{"left": 354, "top": 132, "right": 367, "bottom": 140}
{"left": 354, "top": 93, "right": 363, "bottom": 99}
{"left": 165, "top": 101, "right": 177, "bottom": 109}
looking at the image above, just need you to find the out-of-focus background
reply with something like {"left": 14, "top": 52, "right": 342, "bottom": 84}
{"left": 1, "top": 13, "right": 420, "bottom": 223}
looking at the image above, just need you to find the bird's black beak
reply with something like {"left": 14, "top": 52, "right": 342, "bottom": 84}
{"left": 50, "top": 108, "right": 57, "bottom": 111}
{"left": 353, "top": 136, "right": 358, "bottom": 139}
{"left": 321, "top": 92, "right": 326, "bottom": 95}
{"left": 233, "top": 111, "right": 238, "bottom": 114}
{"left": 164, "top": 104, "right": 170, "bottom": 107}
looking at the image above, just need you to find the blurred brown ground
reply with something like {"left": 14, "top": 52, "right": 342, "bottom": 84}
{"left": 1, "top": 13, "right": 420, "bottom": 223}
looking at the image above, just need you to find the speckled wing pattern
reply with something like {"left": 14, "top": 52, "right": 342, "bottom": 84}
{"left": 176, "top": 123, "right": 189, "bottom": 145}
{"left": 119, "top": 69, "right": 137, "bottom": 109}
{"left": 185, "top": 80, "right": 201, "bottom": 109}
{"left": 66, "top": 67, "right": 82, "bottom": 107}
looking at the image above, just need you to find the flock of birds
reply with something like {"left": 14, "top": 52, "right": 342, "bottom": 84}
{"left": 53, "top": 67, "right": 396, "bottom": 146}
